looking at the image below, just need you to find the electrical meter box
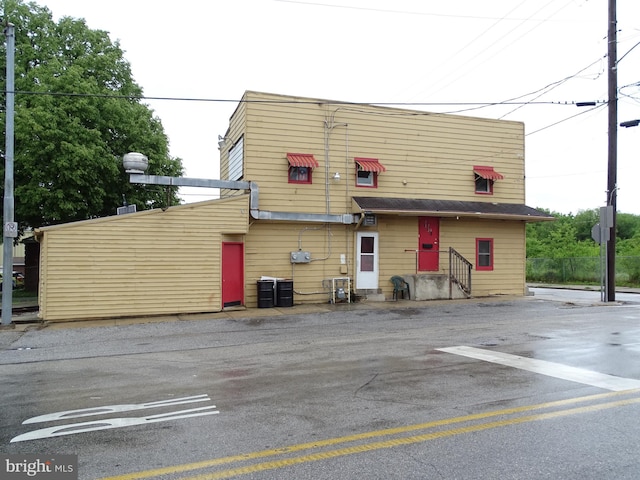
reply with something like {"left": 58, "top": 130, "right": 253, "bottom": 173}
{"left": 290, "top": 251, "right": 311, "bottom": 263}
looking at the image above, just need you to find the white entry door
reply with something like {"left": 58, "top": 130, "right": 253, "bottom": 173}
{"left": 356, "top": 232, "right": 379, "bottom": 289}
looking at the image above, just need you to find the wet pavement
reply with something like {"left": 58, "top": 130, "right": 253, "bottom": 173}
{"left": 529, "top": 285, "right": 640, "bottom": 304}
{"left": 2, "top": 286, "right": 640, "bottom": 478}
{"left": 3, "top": 284, "right": 639, "bottom": 331}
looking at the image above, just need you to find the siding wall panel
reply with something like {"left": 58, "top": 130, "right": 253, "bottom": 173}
{"left": 38, "top": 196, "right": 249, "bottom": 321}
{"left": 240, "top": 91, "right": 525, "bottom": 215}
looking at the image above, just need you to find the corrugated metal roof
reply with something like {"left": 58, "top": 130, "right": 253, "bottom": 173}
{"left": 474, "top": 165, "right": 504, "bottom": 180}
{"left": 355, "top": 158, "right": 386, "bottom": 172}
{"left": 352, "top": 197, "right": 554, "bottom": 221}
{"left": 287, "top": 153, "right": 319, "bottom": 168}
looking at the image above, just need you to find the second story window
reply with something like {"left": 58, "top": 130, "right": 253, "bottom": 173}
{"left": 355, "top": 158, "right": 386, "bottom": 188}
{"left": 228, "top": 136, "right": 244, "bottom": 181}
{"left": 287, "top": 153, "right": 319, "bottom": 184}
{"left": 474, "top": 165, "right": 504, "bottom": 195}
{"left": 289, "top": 166, "right": 311, "bottom": 183}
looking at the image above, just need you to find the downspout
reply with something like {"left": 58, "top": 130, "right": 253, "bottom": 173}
{"left": 324, "top": 119, "right": 331, "bottom": 214}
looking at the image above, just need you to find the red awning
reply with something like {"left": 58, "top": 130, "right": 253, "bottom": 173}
{"left": 355, "top": 158, "right": 386, "bottom": 173}
{"left": 474, "top": 166, "right": 504, "bottom": 180}
{"left": 287, "top": 153, "right": 319, "bottom": 168}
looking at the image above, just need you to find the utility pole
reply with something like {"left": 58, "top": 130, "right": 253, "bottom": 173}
{"left": 1, "top": 22, "right": 15, "bottom": 326}
{"left": 605, "top": 0, "right": 617, "bottom": 302}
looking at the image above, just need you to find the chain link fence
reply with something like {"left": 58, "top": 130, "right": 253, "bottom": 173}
{"left": 526, "top": 257, "right": 640, "bottom": 286}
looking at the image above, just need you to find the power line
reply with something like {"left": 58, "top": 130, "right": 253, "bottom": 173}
{"left": 4, "top": 89, "right": 603, "bottom": 108}
{"left": 408, "top": 0, "right": 576, "bottom": 101}
{"left": 273, "top": 0, "right": 581, "bottom": 22}
{"left": 525, "top": 103, "right": 606, "bottom": 136}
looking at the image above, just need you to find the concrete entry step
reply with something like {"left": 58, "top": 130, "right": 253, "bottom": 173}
{"left": 402, "top": 274, "right": 468, "bottom": 301}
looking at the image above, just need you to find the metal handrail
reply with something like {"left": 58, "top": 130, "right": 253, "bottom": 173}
{"left": 449, "top": 247, "right": 472, "bottom": 298}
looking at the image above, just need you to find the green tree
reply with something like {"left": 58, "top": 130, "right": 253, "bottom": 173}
{"left": 0, "top": 0, "right": 183, "bottom": 230}
{"left": 573, "top": 209, "right": 599, "bottom": 242}
{"left": 527, "top": 208, "right": 640, "bottom": 258}
{"left": 616, "top": 213, "right": 640, "bottom": 240}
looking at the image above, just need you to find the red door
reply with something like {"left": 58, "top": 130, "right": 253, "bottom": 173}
{"left": 418, "top": 216, "right": 440, "bottom": 271}
{"left": 222, "top": 242, "right": 244, "bottom": 307}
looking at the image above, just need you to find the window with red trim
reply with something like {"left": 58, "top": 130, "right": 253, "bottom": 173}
{"left": 287, "top": 153, "right": 318, "bottom": 184}
{"left": 288, "top": 166, "right": 312, "bottom": 184}
{"left": 476, "top": 238, "right": 494, "bottom": 271}
{"left": 474, "top": 166, "right": 503, "bottom": 195}
{"left": 355, "top": 158, "right": 385, "bottom": 188}
{"left": 475, "top": 175, "right": 493, "bottom": 194}
{"left": 356, "top": 168, "right": 377, "bottom": 187}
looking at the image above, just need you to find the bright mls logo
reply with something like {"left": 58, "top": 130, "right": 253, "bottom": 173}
{"left": 1, "top": 455, "right": 77, "bottom": 479}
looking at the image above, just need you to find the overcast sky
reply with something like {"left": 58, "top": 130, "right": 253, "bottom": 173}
{"left": 38, "top": 0, "right": 640, "bottom": 214}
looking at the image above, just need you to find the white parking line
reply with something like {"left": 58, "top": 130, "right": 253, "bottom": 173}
{"left": 437, "top": 346, "right": 640, "bottom": 391}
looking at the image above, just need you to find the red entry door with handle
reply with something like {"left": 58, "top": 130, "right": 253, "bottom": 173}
{"left": 222, "top": 242, "right": 244, "bottom": 307}
{"left": 418, "top": 216, "right": 440, "bottom": 271}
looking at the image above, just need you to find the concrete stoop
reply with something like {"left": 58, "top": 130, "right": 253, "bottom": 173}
{"left": 402, "top": 273, "right": 469, "bottom": 301}
{"left": 356, "top": 274, "right": 469, "bottom": 303}
{"left": 363, "top": 293, "right": 386, "bottom": 302}
{"left": 356, "top": 289, "right": 387, "bottom": 302}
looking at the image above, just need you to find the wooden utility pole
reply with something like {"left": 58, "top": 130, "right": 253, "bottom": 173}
{"left": 606, "top": 0, "right": 617, "bottom": 302}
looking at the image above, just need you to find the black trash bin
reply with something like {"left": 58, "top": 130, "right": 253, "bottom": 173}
{"left": 276, "top": 279, "right": 294, "bottom": 307}
{"left": 257, "top": 280, "right": 275, "bottom": 308}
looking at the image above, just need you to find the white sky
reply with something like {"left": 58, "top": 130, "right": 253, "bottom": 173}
{"left": 38, "top": 0, "right": 640, "bottom": 215}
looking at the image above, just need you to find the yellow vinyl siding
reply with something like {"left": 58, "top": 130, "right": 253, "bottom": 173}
{"left": 239, "top": 91, "right": 524, "bottom": 215}
{"left": 244, "top": 222, "right": 352, "bottom": 306}
{"left": 440, "top": 218, "right": 526, "bottom": 296}
{"left": 375, "top": 216, "right": 421, "bottom": 299}
{"left": 367, "top": 216, "right": 525, "bottom": 299}
{"left": 37, "top": 196, "right": 249, "bottom": 321}
{"left": 242, "top": 215, "right": 525, "bottom": 307}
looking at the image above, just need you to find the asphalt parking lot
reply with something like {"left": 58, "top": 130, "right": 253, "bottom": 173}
{"left": 2, "top": 288, "right": 640, "bottom": 479}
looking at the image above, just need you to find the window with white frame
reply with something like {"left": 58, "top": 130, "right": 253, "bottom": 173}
{"left": 228, "top": 136, "right": 244, "bottom": 181}
{"left": 354, "top": 157, "right": 385, "bottom": 188}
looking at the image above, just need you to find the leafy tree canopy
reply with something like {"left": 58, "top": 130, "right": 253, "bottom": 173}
{"left": 0, "top": 0, "right": 184, "bottom": 230}
{"left": 527, "top": 208, "right": 640, "bottom": 257}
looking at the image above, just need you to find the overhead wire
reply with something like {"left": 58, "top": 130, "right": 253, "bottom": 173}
{"left": 412, "top": 0, "right": 575, "bottom": 101}
{"left": 273, "top": 0, "right": 574, "bottom": 22}
{"left": 525, "top": 103, "right": 606, "bottom": 136}
{"left": 3, "top": 89, "right": 586, "bottom": 107}
{"left": 496, "top": 57, "right": 605, "bottom": 119}
{"left": 396, "top": 0, "right": 530, "bottom": 101}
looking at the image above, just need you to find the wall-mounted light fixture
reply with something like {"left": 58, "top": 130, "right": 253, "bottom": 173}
{"left": 333, "top": 172, "right": 341, "bottom": 181}
{"left": 218, "top": 135, "right": 229, "bottom": 149}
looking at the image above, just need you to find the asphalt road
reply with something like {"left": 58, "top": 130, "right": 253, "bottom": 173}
{"left": 2, "top": 290, "right": 640, "bottom": 479}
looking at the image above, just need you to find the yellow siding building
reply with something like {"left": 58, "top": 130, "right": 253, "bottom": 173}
{"left": 35, "top": 91, "right": 552, "bottom": 322}
{"left": 222, "top": 91, "right": 551, "bottom": 307}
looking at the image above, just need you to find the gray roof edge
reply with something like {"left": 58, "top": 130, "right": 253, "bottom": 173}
{"left": 352, "top": 197, "right": 554, "bottom": 220}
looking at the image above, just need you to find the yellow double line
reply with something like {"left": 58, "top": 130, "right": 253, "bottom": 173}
{"left": 102, "top": 389, "right": 640, "bottom": 480}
